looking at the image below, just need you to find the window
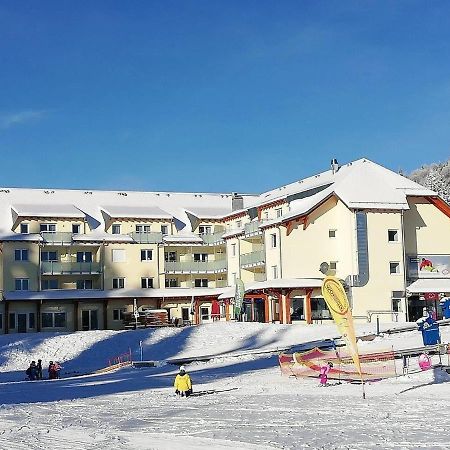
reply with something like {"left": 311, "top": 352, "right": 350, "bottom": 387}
{"left": 195, "top": 279, "right": 208, "bottom": 287}
{"left": 390, "top": 262, "right": 400, "bottom": 274}
{"left": 272, "top": 265, "right": 278, "bottom": 279}
{"left": 113, "top": 309, "right": 126, "bottom": 321}
{"left": 329, "top": 229, "right": 337, "bottom": 238}
{"left": 42, "top": 312, "right": 66, "bottom": 328}
{"left": 42, "top": 279, "right": 58, "bottom": 290}
{"left": 111, "top": 224, "right": 121, "bottom": 234}
{"left": 136, "top": 224, "right": 151, "bottom": 233}
{"left": 199, "top": 225, "right": 212, "bottom": 235}
{"left": 161, "top": 225, "right": 168, "bottom": 235}
{"left": 112, "top": 249, "right": 125, "bottom": 262}
{"left": 141, "top": 277, "right": 154, "bottom": 288}
{"left": 392, "top": 298, "right": 402, "bottom": 313}
{"left": 40, "top": 223, "right": 56, "bottom": 232}
{"left": 271, "top": 233, "right": 277, "bottom": 248}
{"left": 388, "top": 229, "right": 399, "bottom": 242}
{"left": 276, "top": 208, "right": 283, "bottom": 218}
{"left": 42, "top": 251, "right": 57, "bottom": 262}
{"left": 29, "top": 313, "right": 35, "bottom": 329}
{"left": 9, "top": 313, "right": 16, "bottom": 329}
{"left": 141, "top": 250, "right": 153, "bottom": 261}
{"left": 231, "top": 244, "right": 236, "bottom": 257}
{"left": 236, "top": 220, "right": 242, "bottom": 228}
{"left": 20, "top": 223, "right": 29, "bottom": 234}
{"left": 72, "top": 223, "right": 81, "bottom": 234}
{"left": 76, "top": 279, "right": 93, "bottom": 289}
{"left": 330, "top": 262, "right": 337, "bottom": 270}
{"left": 112, "top": 278, "right": 125, "bottom": 289}
{"left": 77, "top": 251, "right": 92, "bottom": 262}
{"left": 165, "top": 251, "right": 177, "bottom": 262}
{"left": 15, "top": 278, "right": 29, "bottom": 290}
{"left": 264, "top": 211, "right": 269, "bottom": 220}
{"left": 54, "top": 313, "right": 66, "bottom": 328}
{"left": 165, "top": 278, "right": 178, "bottom": 287}
{"left": 15, "top": 249, "right": 29, "bottom": 261}
{"left": 193, "top": 253, "right": 208, "bottom": 262}
{"left": 201, "top": 307, "right": 209, "bottom": 320}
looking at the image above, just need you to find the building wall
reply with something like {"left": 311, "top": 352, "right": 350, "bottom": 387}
{"left": 351, "top": 211, "right": 405, "bottom": 319}
{"left": 404, "top": 198, "right": 450, "bottom": 254}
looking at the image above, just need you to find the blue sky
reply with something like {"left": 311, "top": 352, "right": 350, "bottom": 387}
{"left": 1, "top": 1, "right": 449, "bottom": 193}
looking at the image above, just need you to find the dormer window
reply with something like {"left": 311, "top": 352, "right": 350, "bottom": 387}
{"left": 112, "top": 224, "right": 121, "bottom": 234}
{"left": 40, "top": 223, "right": 56, "bottom": 233}
{"left": 199, "top": 225, "right": 212, "bottom": 235}
{"left": 20, "top": 223, "right": 29, "bottom": 234}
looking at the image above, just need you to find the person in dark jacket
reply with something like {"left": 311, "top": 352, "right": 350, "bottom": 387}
{"left": 36, "top": 359, "right": 43, "bottom": 380}
{"left": 26, "top": 361, "right": 38, "bottom": 381}
{"left": 48, "top": 361, "right": 57, "bottom": 380}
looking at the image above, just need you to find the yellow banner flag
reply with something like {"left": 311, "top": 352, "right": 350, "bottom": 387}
{"left": 321, "top": 276, "right": 363, "bottom": 381}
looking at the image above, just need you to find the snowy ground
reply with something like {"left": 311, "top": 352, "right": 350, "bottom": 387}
{"left": 0, "top": 322, "right": 449, "bottom": 449}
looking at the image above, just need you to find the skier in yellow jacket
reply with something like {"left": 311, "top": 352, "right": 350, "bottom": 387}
{"left": 174, "top": 365, "right": 193, "bottom": 397}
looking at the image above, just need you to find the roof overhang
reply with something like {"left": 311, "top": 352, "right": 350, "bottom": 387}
{"left": 406, "top": 278, "right": 450, "bottom": 294}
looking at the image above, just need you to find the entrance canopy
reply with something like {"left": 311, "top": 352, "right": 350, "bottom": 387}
{"left": 406, "top": 278, "right": 450, "bottom": 294}
{"left": 218, "top": 278, "right": 323, "bottom": 299}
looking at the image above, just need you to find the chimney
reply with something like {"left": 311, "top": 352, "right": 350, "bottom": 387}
{"left": 331, "top": 158, "right": 340, "bottom": 174}
{"left": 232, "top": 192, "right": 244, "bottom": 211}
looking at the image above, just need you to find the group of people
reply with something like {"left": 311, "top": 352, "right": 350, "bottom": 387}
{"left": 26, "top": 360, "right": 61, "bottom": 381}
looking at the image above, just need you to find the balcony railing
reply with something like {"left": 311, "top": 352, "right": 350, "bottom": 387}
{"left": 41, "top": 261, "right": 102, "bottom": 275}
{"left": 165, "top": 259, "right": 227, "bottom": 273}
{"left": 240, "top": 250, "right": 265, "bottom": 267}
{"left": 200, "top": 232, "right": 225, "bottom": 244}
{"left": 244, "top": 221, "right": 262, "bottom": 236}
{"left": 41, "top": 232, "right": 73, "bottom": 245}
{"left": 130, "top": 232, "right": 164, "bottom": 244}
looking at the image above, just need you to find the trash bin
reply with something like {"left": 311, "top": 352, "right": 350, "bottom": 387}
{"left": 418, "top": 317, "right": 441, "bottom": 346}
{"left": 440, "top": 298, "right": 450, "bottom": 319}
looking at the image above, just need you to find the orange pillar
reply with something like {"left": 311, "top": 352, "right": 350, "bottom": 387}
{"left": 225, "top": 302, "right": 230, "bottom": 321}
{"left": 284, "top": 293, "right": 291, "bottom": 324}
{"left": 305, "top": 289, "right": 312, "bottom": 324}
{"left": 264, "top": 294, "right": 270, "bottom": 323}
{"left": 194, "top": 300, "right": 199, "bottom": 325}
{"left": 278, "top": 293, "right": 284, "bottom": 324}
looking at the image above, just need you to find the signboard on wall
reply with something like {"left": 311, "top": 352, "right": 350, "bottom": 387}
{"left": 408, "top": 255, "right": 450, "bottom": 278}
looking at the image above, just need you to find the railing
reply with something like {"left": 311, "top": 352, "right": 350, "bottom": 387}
{"left": 41, "top": 232, "right": 73, "bottom": 245}
{"left": 130, "top": 232, "right": 163, "bottom": 244}
{"left": 165, "top": 259, "right": 227, "bottom": 272}
{"left": 244, "top": 221, "right": 262, "bottom": 235}
{"left": 215, "top": 279, "right": 228, "bottom": 288}
{"left": 41, "top": 261, "right": 102, "bottom": 274}
{"left": 240, "top": 250, "right": 265, "bottom": 266}
{"left": 200, "top": 232, "right": 225, "bottom": 244}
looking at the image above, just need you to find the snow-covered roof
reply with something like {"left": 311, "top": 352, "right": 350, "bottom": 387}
{"left": 4, "top": 287, "right": 226, "bottom": 301}
{"left": 101, "top": 205, "right": 172, "bottom": 220}
{"left": 0, "top": 159, "right": 439, "bottom": 235}
{"left": 218, "top": 278, "right": 324, "bottom": 299}
{"left": 162, "top": 234, "right": 204, "bottom": 244}
{"left": 72, "top": 232, "right": 134, "bottom": 243}
{"left": 12, "top": 203, "right": 84, "bottom": 218}
{"left": 406, "top": 278, "right": 450, "bottom": 294}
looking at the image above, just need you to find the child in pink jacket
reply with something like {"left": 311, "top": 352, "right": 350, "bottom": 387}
{"left": 319, "top": 361, "right": 333, "bottom": 386}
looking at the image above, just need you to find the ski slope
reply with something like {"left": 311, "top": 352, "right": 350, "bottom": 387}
{"left": 0, "top": 322, "right": 449, "bottom": 449}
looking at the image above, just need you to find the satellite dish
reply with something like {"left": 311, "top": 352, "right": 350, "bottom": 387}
{"left": 319, "top": 262, "right": 329, "bottom": 274}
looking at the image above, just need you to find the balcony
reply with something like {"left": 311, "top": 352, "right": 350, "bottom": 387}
{"left": 41, "top": 232, "right": 73, "bottom": 245}
{"left": 131, "top": 232, "right": 163, "bottom": 244}
{"left": 243, "top": 221, "right": 263, "bottom": 239}
{"left": 41, "top": 261, "right": 102, "bottom": 275}
{"left": 200, "top": 232, "right": 225, "bottom": 245}
{"left": 164, "top": 259, "right": 227, "bottom": 273}
{"left": 241, "top": 250, "right": 265, "bottom": 268}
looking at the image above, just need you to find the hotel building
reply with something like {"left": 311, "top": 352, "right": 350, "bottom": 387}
{"left": 0, "top": 158, "right": 449, "bottom": 333}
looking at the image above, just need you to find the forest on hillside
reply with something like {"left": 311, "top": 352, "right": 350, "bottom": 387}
{"left": 407, "top": 159, "right": 450, "bottom": 203}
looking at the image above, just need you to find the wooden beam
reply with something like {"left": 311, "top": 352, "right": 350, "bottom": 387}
{"left": 428, "top": 196, "right": 450, "bottom": 219}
